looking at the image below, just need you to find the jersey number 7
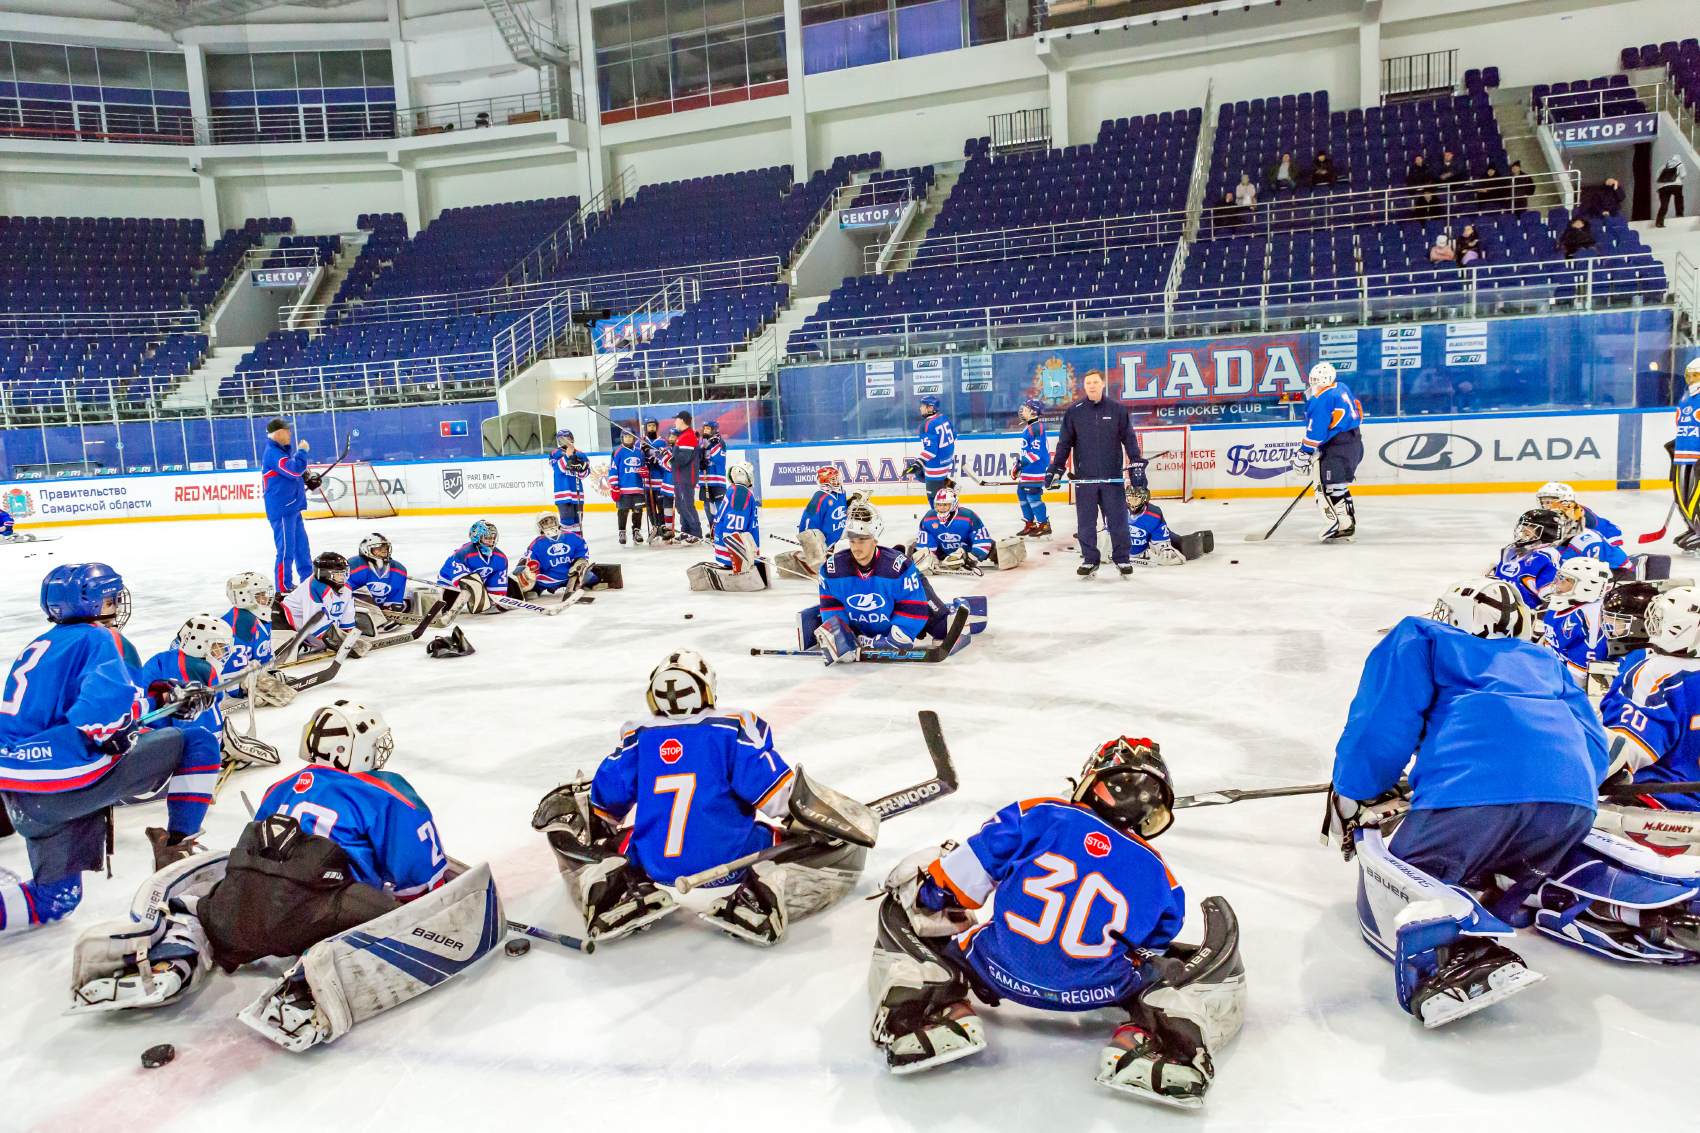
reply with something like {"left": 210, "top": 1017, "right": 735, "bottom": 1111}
{"left": 655, "top": 773, "right": 696, "bottom": 858}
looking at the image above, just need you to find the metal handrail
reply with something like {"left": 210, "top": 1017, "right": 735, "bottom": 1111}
{"left": 0, "top": 309, "right": 201, "bottom": 338}
{"left": 503, "top": 165, "right": 637, "bottom": 287}
{"left": 1181, "top": 78, "right": 1216, "bottom": 242}
{"left": 398, "top": 90, "right": 584, "bottom": 137}
{"left": 787, "top": 181, "right": 863, "bottom": 269}
{"left": 588, "top": 277, "right": 700, "bottom": 396}
{"left": 1676, "top": 250, "right": 1700, "bottom": 346}
{"left": 1382, "top": 50, "right": 1458, "bottom": 102}
{"left": 1535, "top": 81, "right": 1660, "bottom": 126}
{"left": 491, "top": 287, "right": 588, "bottom": 384}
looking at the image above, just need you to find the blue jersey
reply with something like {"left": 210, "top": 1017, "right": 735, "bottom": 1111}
{"left": 524, "top": 532, "right": 588, "bottom": 587}
{"left": 933, "top": 798, "right": 1185, "bottom": 1012}
{"left": 590, "top": 708, "right": 792, "bottom": 886}
{"left": 819, "top": 546, "right": 933, "bottom": 641}
{"left": 1016, "top": 423, "right": 1049, "bottom": 485}
{"left": 1601, "top": 653, "right": 1700, "bottom": 808}
{"left": 799, "top": 489, "right": 847, "bottom": 545}
{"left": 1677, "top": 389, "right": 1700, "bottom": 465}
{"left": 1301, "top": 382, "right": 1362, "bottom": 453}
{"left": 1582, "top": 507, "right": 1621, "bottom": 544}
{"left": 348, "top": 555, "right": 410, "bottom": 608}
{"left": 652, "top": 449, "right": 674, "bottom": 498}
{"left": 611, "top": 444, "right": 650, "bottom": 499}
{"left": 135, "top": 647, "right": 223, "bottom": 737}
{"left": 261, "top": 438, "right": 309, "bottom": 519}
{"left": 917, "top": 509, "right": 993, "bottom": 560}
{"left": 257, "top": 765, "right": 448, "bottom": 897}
{"left": 702, "top": 439, "right": 727, "bottom": 490}
{"left": 0, "top": 508, "right": 13, "bottom": 535}
{"left": 1127, "top": 509, "right": 1171, "bottom": 554}
{"left": 714, "top": 485, "right": 761, "bottom": 568}
{"left": 437, "top": 541, "right": 510, "bottom": 590}
{"left": 1334, "top": 616, "right": 1608, "bottom": 811}
{"left": 919, "top": 415, "right": 956, "bottom": 478}
{"left": 1542, "top": 601, "right": 1609, "bottom": 679}
{"left": 1559, "top": 528, "right": 1628, "bottom": 570}
{"left": 0, "top": 623, "right": 144, "bottom": 793}
{"left": 550, "top": 448, "right": 584, "bottom": 506}
{"left": 220, "top": 607, "right": 272, "bottom": 681}
{"left": 1491, "top": 545, "right": 1559, "bottom": 609}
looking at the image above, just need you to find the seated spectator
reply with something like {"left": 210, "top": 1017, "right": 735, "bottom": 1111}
{"left": 1212, "top": 190, "right": 1247, "bottom": 232}
{"left": 1436, "top": 148, "right": 1465, "bottom": 188}
{"left": 1510, "top": 160, "right": 1535, "bottom": 213}
{"left": 1429, "top": 233, "right": 1457, "bottom": 265}
{"left": 1583, "top": 177, "right": 1625, "bottom": 219}
{"left": 1477, "top": 164, "right": 1510, "bottom": 212}
{"left": 1405, "top": 154, "right": 1442, "bottom": 219}
{"left": 475, "top": 112, "right": 491, "bottom": 128}
{"left": 1560, "top": 216, "right": 1596, "bottom": 259}
{"left": 1456, "top": 224, "right": 1486, "bottom": 265}
{"left": 1310, "top": 150, "right": 1337, "bottom": 189}
{"left": 1235, "top": 174, "right": 1258, "bottom": 207}
{"left": 1657, "top": 156, "right": 1685, "bottom": 228}
{"left": 1266, "top": 152, "right": 1297, "bottom": 193}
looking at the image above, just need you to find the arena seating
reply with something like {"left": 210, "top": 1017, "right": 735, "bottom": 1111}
{"left": 1531, "top": 75, "right": 1643, "bottom": 123}
{"left": 848, "top": 166, "right": 936, "bottom": 208}
{"left": 339, "top": 213, "right": 409, "bottom": 303}
{"left": 364, "top": 198, "right": 577, "bottom": 302}
{"left": 1656, "top": 40, "right": 1700, "bottom": 112}
{"left": 265, "top": 234, "right": 341, "bottom": 267}
{"left": 0, "top": 216, "right": 204, "bottom": 312}
{"left": 186, "top": 225, "right": 265, "bottom": 311}
{"left": 1622, "top": 41, "right": 1692, "bottom": 70}
{"left": 610, "top": 283, "right": 789, "bottom": 382}
{"left": 0, "top": 332, "right": 208, "bottom": 413}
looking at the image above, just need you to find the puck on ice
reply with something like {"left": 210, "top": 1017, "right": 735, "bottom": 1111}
{"left": 141, "top": 1043, "right": 175, "bottom": 1069}
{"left": 505, "top": 937, "right": 531, "bottom": 956}
{"left": 1231, "top": 560, "right": 1239, "bottom": 564}
{"left": 684, "top": 613, "right": 693, "bottom": 619}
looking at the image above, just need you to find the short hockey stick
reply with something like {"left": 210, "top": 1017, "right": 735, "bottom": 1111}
{"left": 1599, "top": 779, "right": 1700, "bottom": 799}
{"left": 752, "top": 648, "right": 823, "bottom": 657}
{"left": 270, "top": 609, "right": 327, "bottom": 668}
{"left": 489, "top": 590, "right": 587, "bottom": 616}
{"left": 507, "top": 919, "right": 595, "bottom": 955}
{"left": 674, "top": 710, "right": 959, "bottom": 893}
{"left": 753, "top": 605, "right": 971, "bottom": 663}
{"left": 362, "top": 593, "right": 460, "bottom": 649}
{"left": 1639, "top": 501, "right": 1677, "bottom": 544}
{"left": 1244, "top": 483, "right": 1314, "bottom": 542}
{"left": 1174, "top": 782, "right": 1331, "bottom": 809}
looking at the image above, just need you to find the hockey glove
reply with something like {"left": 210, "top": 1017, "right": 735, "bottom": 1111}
{"left": 1127, "top": 460, "right": 1149, "bottom": 489}
{"left": 302, "top": 472, "right": 324, "bottom": 491}
{"left": 1043, "top": 471, "right": 1063, "bottom": 492}
{"left": 567, "top": 453, "right": 591, "bottom": 474}
{"left": 1289, "top": 450, "right": 1313, "bottom": 477}
{"left": 96, "top": 720, "right": 142, "bottom": 757}
{"left": 941, "top": 550, "right": 967, "bottom": 571}
{"left": 815, "top": 617, "right": 860, "bottom": 665}
{"left": 147, "top": 679, "right": 215, "bottom": 721}
{"left": 883, "top": 845, "right": 972, "bottom": 937}
{"left": 911, "top": 549, "right": 939, "bottom": 576}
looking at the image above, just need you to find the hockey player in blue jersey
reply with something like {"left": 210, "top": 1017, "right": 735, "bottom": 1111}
{"left": 1489, "top": 509, "right": 1563, "bottom": 610}
{"left": 348, "top": 532, "right": 410, "bottom": 612}
{"left": 641, "top": 420, "right": 674, "bottom": 543}
{"left": 1327, "top": 578, "right": 1608, "bottom": 1028}
{"left": 868, "top": 737, "right": 1245, "bottom": 1109}
{"left": 1674, "top": 359, "right": 1700, "bottom": 552}
{"left": 1014, "top": 398, "right": 1052, "bottom": 537}
{"left": 1599, "top": 586, "right": 1700, "bottom": 810}
{"left": 775, "top": 465, "right": 847, "bottom": 580}
{"left": 1123, "top": 485, "right": 1185, "bottom": 566}
{"left": 610, "top": 428, "right": 650, "bottom": 546}
{"left": 1537, "top": 482, "right": 1622, "bottom": 546}
{"left": 135, "top": 614, "right": 234, "bottom": 862}
{"left": 549, "top": 429, "right": 590, "bottom": 534}
{"left": 0, "top": 506, "right": 13, "bottom": 538}
{"left": 689, "top": 462, "right": 769, "bottom": 592}
{"left": 699, "top": 420, "right": 728, "bottom": 516}
{"left": 813, "top": 498, "right": 968, "bottom": 664}
{"left": 437, "top": 519, "right": 511, "bottom": 614}
{"left": 532, "top": 652, "right": 865, "bottom": 946}
{"left": 1289, "top": 362, "right": 1363, "bottom": 542}
{"left": 515, "top": 512, "right": 593, "bottom": 596}
{"left": 0, "top": 563, "right": 221, "bottom": 935}
{"left": 261, "top": 418, "right": 315, "bottom": 591}
{"left": 916, "top": 395, "right": 956, "bottom": 514}
{"left": 1542, "top": 556, "right": 1613, "bottom": 681}
{"left": 221, "top": 571, "right": 274, "bottom": 682}
{"left": 913, "top": 488, "right": 995, "bottom": 575}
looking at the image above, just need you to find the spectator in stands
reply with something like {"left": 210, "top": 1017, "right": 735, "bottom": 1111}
{"left": 1456, "top": 224, "right": 1485, "bottom": 265}
{"left": 1266, "top": 152, "right": 1297, "bottom": 193}
{"left": 1429, "top": 234, "right": 1457, "bottom": 266}
{"left": 475, "top": 112, "right": 491, "bottom": 128}
{"left": 1583, "top": 177, "right": 1625, "bottom": 219}
{"left": 1405, "top": 155, "right": 1440, "bottom": 220}
{"left": 1510, "top": 161, "right": 1535, "bottom": 213}
{"left": 1436, "top": 148, "right": 1465, "bottom": 189}
{"left": 1310, "top": 150, "right": 1337, "bottom": 190}
{"left": 1560, "top": 216, "right": 1596, "bottom": 260}
{"left": 1658, "top": 157, "right": 1686, "bottom": 227}
{"left": 1235, "top": 174, "right": 1258, "bottom": 208}
{"left": 1478, "top": 164, "right": 1510, "bottom": 212}
{"left": 1213, "top": 190, "right": 1247, "bottom": 233}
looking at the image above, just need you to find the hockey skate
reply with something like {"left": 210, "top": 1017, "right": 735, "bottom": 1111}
{"left": 1319, "top": 494, "right": 1357, "bottom": 544}
{"left": 147, "top": 827, "right": 202, "bottom": 871}
{"left": 1407, "top": 939, "right": 1543, "bottom": 1028}
{"left": 573, "top": 858, "right": 677, "bottom": 943}
{"left": 240, "top": 974, "right": 331, "bottom": 1052}
{"left": 700, "top": 867, "right": 787, "bottom": 946}
{"left": 1096, "top": 1025, "right": 1212, "bottom": 1109}
{"left": 880, "top": 1000, "right": 987, "bottom": 1075}
{"left": 1529, "top": 829, "right": 1700, "bottom": 963}
{"left": 72, "top": 958, "right": 192, "bottom": 1013}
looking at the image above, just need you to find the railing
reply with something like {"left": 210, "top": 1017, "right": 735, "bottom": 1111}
{"left": 0, "top": 309, "right": 202, "bottom": 338}
{"left": 788, "top": 252, "right": 1668, "bottom": 363}
{"left": 1382, "top": 50, "right": 1458, "bottom": 103}
{"left": 1676, "top": 251, "right": 1700, "bottom": 346}
{"left": 1537, "top": 82, "right": 1660, "bottom": 127}
{"left": 397, "top": 89, "right": 583, "bottom": 136}
{"left": 1181, "top": 79, "right": 1216, "bottom": 242}
{"left": 491, "top": 287, "right": 591, "bottom": 384}
{"left": 242, "top": 246, "right": 326, "bottom": 271}
{"left": 989, "top": 107, "right": 1050, "bottom": 154}
{"left": 503, "top": 165, "right": 638, "bottom": 287}
{"left": 588, "top": 277, "right": 701, "bottom": 396}
{"left": 603, "top": 293, "right": 785, "bottom": 392}
{"left": 197, "top": 104, "right": 398, "bottom": 146}
{"left": 787, "top": 181, "right": 863, "bottom": 270}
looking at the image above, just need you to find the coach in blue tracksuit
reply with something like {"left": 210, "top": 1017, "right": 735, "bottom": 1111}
{"left": 1045, "top": 370, "right": 1144, "bottom": 578}
{"left": 261, "top": 417, "right": 313, "bottom": 592}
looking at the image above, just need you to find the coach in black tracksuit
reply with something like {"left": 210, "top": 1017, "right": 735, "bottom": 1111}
{"left": 1045, "top": 370, "right": 1145, "bottom": 577}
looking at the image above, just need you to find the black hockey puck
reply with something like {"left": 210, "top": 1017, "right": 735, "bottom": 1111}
{"left": 141, "top": 1043, "right": 175, "bottom": 1069}
{"left": 684, "top": 613, "right": 693, "bottom": 619}
{"left": 1230, "top": 560, "right": 1239, "bottom": 564}
{"left": 505, "top": 937, "right": 531, "bottom": 957}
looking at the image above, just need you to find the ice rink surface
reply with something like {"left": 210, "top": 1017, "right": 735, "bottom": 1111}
{"left": 1, "top": 489, "right": 1694, "bottom": 1132}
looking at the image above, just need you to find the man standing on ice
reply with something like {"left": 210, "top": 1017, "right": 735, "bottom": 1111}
{"left": 261, "top": 418, "right": 315, "bottom": 592}
{"left": 1045, "top": 370, "right": 1145, "bottom": 579}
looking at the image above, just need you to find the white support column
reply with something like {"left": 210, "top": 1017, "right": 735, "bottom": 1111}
{"left": 576, "top": 0, "right": 608, "bottom": 201}
{"left": 183, "top": 42, "right": 210, "bottom": 132}
{"left": 1359, "top": 0, "right": 1382, "bottom": 110}
{"left": 783, "top": 0, "right": 809, "bottom": 179}
{"left": 1037, "top": 37, "right": 1068, "bottom": 148}
{"left": 196, "top": 172, "right": 221, "bottom": 239}
{"left": 398, "top": 162, "right": 422, "bottom": 233}
{"left": 388, "top": 0, "right": 413, "bottom": 115}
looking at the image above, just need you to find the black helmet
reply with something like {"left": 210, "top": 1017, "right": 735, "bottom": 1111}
{"left": 1125, "top": 483, "right": 1151, "bottom": 514}
{"left": 1604, "top": 580, "right": 1660, "bottom": 645}
{"left": 1513, "top": 508, "right": 1562, "bottom": 549}
{"left": 1072, "top": 737, "right": 1175, "bottom": 838}
{"left": 314, "top": 550, "right": 349, "bottom": 586}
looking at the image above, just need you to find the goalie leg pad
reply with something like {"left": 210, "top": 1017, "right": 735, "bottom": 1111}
{"left": 588, "top": 563, "right": 623, "bottom": 590}
{"left": 455, "top": 576, "right": 490, "bottom": 615}
{"left": 238, "top": 862, "right": 503, "bottom": 1051}
{"left": 688, "top": 561, "right": 771, "bottom": 592}
{"left": 247, "top": 669, "right": 297, "bottom": 707}
{"left": 991, "top": 536, "right": 1026, "bottom": 570}
{"left": 796, "top": 528, "right": 829, "bottom": 570}
{"left": 1173, "top": 531, "right": 1214, "bottom": 560}
{"left": 68, "top": 852, "right": 229, "bottom": 1014}
{"left": 565, "top": 855, "right": 677, "bottom": 943}
{"left": 1531, "top": 830, "right": 1700, "bottom": 962}
{"left": 701, "top": 841, "right": 867, "bottom": 947}
{"left": 774, "top": 551, "right": 815, "bottom": 580}
{"left": 815, "top": 616, "right": 860, "bottom": 664}
{"left": 797, "top": 606, "right": 824, "bottom": 650}
{"left": 868, "top": 893, "right": 986, "bottom": 1074}
{"left": 950, "top": 596, "right": 989, "bottom": 636}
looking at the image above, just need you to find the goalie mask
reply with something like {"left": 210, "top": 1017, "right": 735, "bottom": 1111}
{"left": 1512, "top": 508, "right": 1562, "bottom": 550}
{"left": 647, "top": 651, "right": 717, "bottom": 718}
{"left": 536, "top": 512, "right": 563, "bottom": 537}
{"left": 1125, "top": 483, "right": 1151, "bottom": 515}
{"left": 1430, "top": 579, "right": 1532, "bottom": 640}
{"left": 358, "top": 533, "right": 392, "bottom": 563}
{"left": 1073, "top": 738, "right": 1175, "bottom": 838}
{"left": 226, "top": 571, "right": 273, "bottom": 612}
{"left": 933, "top": 487, "right": 958, "bottom": 518}
{"left": 1645, "top": 587, "right": 1700, "bottom": 657}
{"left": 313, "top": 551, "right": 349, "bottom": 588}
{"left": 1604, "top": 581, "right": 1659, "bottom": 642}
{"left": 300, "top": 700, "right": 394, "bottom": 774}
{"left": 177, "top": 614, "right": 233, "bottom": 665}
{"left": 1688, "top": 357, "right": 1700, "bottom": 393}
{"left": 1552, "top": 556, "right": 1612, "bottom": 607}
{"left": 816, "top": 466, "right": 843, "bottom": 492}
{"left": 469, "top": 519, "right": 499, "bottom": 549}
{"left": 729, "top": 461, "right": 755, "bottom": 488}
{"left": 844, "top": 498, "right": 884, "bottom": 541}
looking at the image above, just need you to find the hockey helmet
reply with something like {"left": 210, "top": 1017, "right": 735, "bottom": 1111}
{"left": 41, "top": 562, "right": 128, "bottom": 625}
{"left": 647, "top": 651, "right": 717, "bottom": 718}
{"left": 1604, "top": 581, "right": 1660, "bottom": 642}
{"left": 1687, "top": 357, "right": 1700, "bottom": 391}
{"left": 1552, "top": 556, "right": 1613, "bottom": 607}
{"left": 358, "top": 532, "right": 392, "bottom": 561}
{"left": 621, "top": 427, "right": 638, "bottom": 444}
{"left": 176, "top": 614, "right": 234, "bottom": 664}
{"left": 918, "top": 394, "right": 941, "bottom": 415}
{"left": 1019, "top": 398, "right": 1045, "bottom": 422}
{"left": 816, "top": 465, "right": 844, "bottom": 492}
{"left": 729, "top": 461, "right": 755, "bottom": 488}
{"left": 933, "top": 487, "right": 958, "bottom": 517}
{"left": 536, "top": 511, "right": 563, "bottom": 536}
{"left": 1430, "top": 579, "right": 1533, "bottom": 640}
{"left": 1645, "top": 587, "right": 1700, "bottom": 657}
{"left": 1125, "top": 483, "right": 1151, "bottom": 514}
{"left": 1306, "top": 362, "right": 1337, "bottom": 397}
{"left": 844, "top": 497, "right": 884, "bottom": 542}
{"left": 1513, "top": 508, "right": 1563, "bottom": 549}
{"left": 1072, "top": 738, "right": 1175, "bottom": 838}
{"left": 300, "top": 700, "right": 393, "bottom": 774}
{"left": 313, "top": 551, "right": 349, "bottom": 587}
{"left": 556, "top": 429, "right": 574, "bottom": 447}
{"left": 226, "top": 571, "right": 274, "bottom": 613}
{"left": 469, "top": 519, "right": 499, "bottom": 548}
{"left": 1535, "top": 481, "right": 1577, "bottom": 508}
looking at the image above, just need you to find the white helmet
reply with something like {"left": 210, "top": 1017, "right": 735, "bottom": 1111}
{"left": 1687, "top": 357, "right": 1700, "bottom": 391}
{"left": 933, "top": 486, "right": 958, "bottom": 516}
{"left": 1307, "top": 361, "right": 1337, "bottom": 396}
{"left": 177, "top": 614, "right": 234, "bottom": 664}
{"left": 1429, "top": 578, "right": 1534, "bottom": 640}
{"left": 1645, "top": 587, "right": 1700, "bottom": 656}
{"left": 1535, "top": 482, "right": 1576, "bottom": 507}
{"left": 729, "top": 461, "right": 755, "bottom": 488}
{"left": 647, "top": 651, "right": 717, "bottom": 717}
{"left": 300, "top": 699, "right": 394, "bottom": 773}
{"left": 536, "top": 511, "right": 563, "bottom": 536}
{"left": 1552, "top": 557, "right": 1613, "bottom": 607}
{"left": 226, "top": 571, "right": 273, "bottom": 612}
{"left": 844, "top": 496, "right": 884, "bottom": 541}
{"left": 358, "top": 533, "right": 392, "bottom": 561}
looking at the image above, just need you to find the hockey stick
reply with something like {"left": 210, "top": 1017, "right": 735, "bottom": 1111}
{"left": 270, "top": 609, "right": 327, "bottom": 668}
{"left": 136, "top": 662, "right": 266, "bottom": 727}
{"left": 675, "top": 710, "right": 959, "bottom": 893}
{"left": 1599, "top": 779, "right": 1700, "bottom": 799}
{"left": 1639, "top": 501, "right": 1677, "bottom": 544}
{"left": 507, "top": 919, "right": 595, "bottom": 955}
{"left": 752, "top": 605, "right": 972, "bottom": 663}
{"left": 488, "top": 590, "right": 584, "bottom": 616}
{"left": 752, "top": 647, "right": 823, "bottom": 657}
{"left": 1244, "top": 483, "right": 1314, "bottom": 542}
{"left": 312, "top": 428, "right": 360, "bottom": 483}
{"left": 279, "top": 626, "right": 361, "bottom": 691}
{"left": 1174, "top": 782, "right": 1331, "bottom": 809}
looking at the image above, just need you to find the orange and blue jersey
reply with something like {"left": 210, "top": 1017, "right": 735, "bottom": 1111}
{"left": 1601, "top": 653, "right": 1700, "bottom": 810}
{"left": 0, "top": 622, "right": 144, "bottom": 793}
{"left": 1677, "top": 389, "right": 1700, "bottom": 465}
{"left": 798, "top": 488, "right": 847, "bottom": 545}
{"left": 261, "top": 438, "right": 309, "bottom": 519}
{"left": 257, "top": 764, "right": 448, "bottom": 897}
{"left": 589, "top": 708, "right": 792, "bottom": 886}
{"left": 1300, "top": 381, "right": 1362, "bottom": 453}
{"left": 926, "top": 797, "right": 1185, "bottom": 1011}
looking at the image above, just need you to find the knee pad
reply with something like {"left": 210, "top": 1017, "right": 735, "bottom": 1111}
{"left": 797, "top": 605, "right": 824, "bottom": 648}
{"left": 769, "top": 841, "right": 867, "bottom": 922}
{"left": 68, "top": 852, "right": 228, "bottom": 1011}
{"left": 455, "top": 576, "right": 490, "bottom": 614}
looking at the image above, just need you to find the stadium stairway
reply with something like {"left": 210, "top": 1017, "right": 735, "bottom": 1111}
{"left": 293, "top": 233, "right": 367, "bottom": 334}
{"left": 1631, "top": 216, "right": 1700, "bottom": 286}
{"left": 887, "top": 162, "right": 964, "bottom": 273}
{"left": 1490, "top": 86, "right": 1564, "bottom": 210}
{"left": 718, "top": 295, "right": 826, "bottom": 378}
{"left": 159, "top": 346, "right": 243, "bottom": 410}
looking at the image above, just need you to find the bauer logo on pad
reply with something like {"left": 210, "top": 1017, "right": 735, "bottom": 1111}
{"left": 659, "top": 738, "right": 684, "bottom": 764}
{"left": 1083, "top": 832, "right": 1111, "bottom": 858}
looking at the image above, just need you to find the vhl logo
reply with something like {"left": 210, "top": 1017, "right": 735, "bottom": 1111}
{"left": 846, "top": 593, "right": 885, "bottom": 612}
{"left": 442, "top": 469, "right": 464, "bottom": 499}
{"left": 1379, "top": 433, "right": 1482, "bottom": 472}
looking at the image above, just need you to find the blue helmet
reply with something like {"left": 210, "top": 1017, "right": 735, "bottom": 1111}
{"left": 41, "top": 562, "right": 128, "bottom": 624}
{"left": 1020, "top": 398, "right": 1045, "bottom": 420}
{"left": 919, "top": 395, "right": 941, "bottom": 413}
{"left": 469, "top": 519, "right": 499, "bottom": 547}
{"left": 556, "top": 429, "right": 574, "bottom": 445}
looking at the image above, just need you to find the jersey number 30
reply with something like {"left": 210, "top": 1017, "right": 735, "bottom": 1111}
{"left": 1004, "top": 852, "right": 1130, "bottom": 959}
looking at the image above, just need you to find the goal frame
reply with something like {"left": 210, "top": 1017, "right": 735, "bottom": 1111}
{"left": 303, "top": 460, "right": 398, "bottom": 520}
{"left": 1066, "top": 423, "right": 1191, "bottom": 503}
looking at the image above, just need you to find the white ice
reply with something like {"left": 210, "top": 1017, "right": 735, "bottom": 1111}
{"left": 0, "top": 490, "right": 1692, "bottom": 1132}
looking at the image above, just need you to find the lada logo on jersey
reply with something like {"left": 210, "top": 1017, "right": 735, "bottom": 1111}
{"left": 1379, "top": 433, "right": 1482, "bottom": 472}
{"left": 659, "top": 738, "right": 684, "bottom": 764}
{"left": 846, "top": 592, "right": 886, "bottom": 612}
{"left": 293, "top": 771, "right": 314, "bottom": 792}
{"left": 1083, "top": 832, "right": 1112, "bottom": 858}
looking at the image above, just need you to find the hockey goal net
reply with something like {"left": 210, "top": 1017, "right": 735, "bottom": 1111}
{"left": 1136, "top": 424, "right": 1190, "bottom": 501}
{"left": 304, "top": 461, "right": 398, "bottom": 519}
